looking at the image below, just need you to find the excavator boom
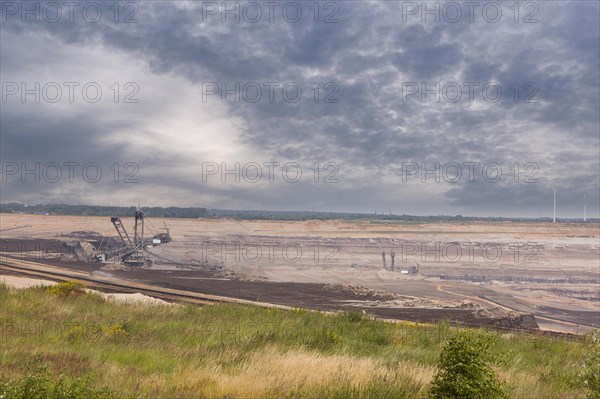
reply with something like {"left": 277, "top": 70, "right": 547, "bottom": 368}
{"left": 111, "top": 217, "right": 133, "bottom": 247}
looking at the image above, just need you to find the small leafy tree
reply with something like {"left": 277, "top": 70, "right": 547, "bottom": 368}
{"left": 429, "top": 333, "right": 507, "bottom": 399}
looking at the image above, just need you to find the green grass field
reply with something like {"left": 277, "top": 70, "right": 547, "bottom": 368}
{"left": 0, "top": 282, "right": 596, "bottom": 398}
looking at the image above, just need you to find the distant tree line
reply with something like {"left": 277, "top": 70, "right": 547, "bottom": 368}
{"left": 1, "top": 203, "right": 596, "bottom": 222}
{"left": 0, "top": 203, "right": 208, "bottom": 218}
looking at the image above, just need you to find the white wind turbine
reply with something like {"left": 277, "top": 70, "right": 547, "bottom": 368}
{"left": 583, "top": 194, "right": 587, "bottom": 222}
{"left": 552, "top": 187, "right": 557, "bottom": 223}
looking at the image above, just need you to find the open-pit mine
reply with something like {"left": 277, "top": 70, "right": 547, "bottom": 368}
{"left": 1, "top": 212, "right": 598, "bottom": 335}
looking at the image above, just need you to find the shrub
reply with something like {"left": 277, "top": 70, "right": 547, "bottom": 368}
{"left": 46, "top": 281, "right": 85, "bottom": 296}
{"left": 341, "top": 309, "right": 366, "bottom": 323}
{"left": 0, "top": 365, "right": 137, "bottom": 399}
{"left": 581, "top": 332, "right": 600, "bottom": 399}
{"left": 102, "top": 322, "right": 130, "bottom": 337}
{"left": 428, "top": 333, "right": 507, "bottom": 399}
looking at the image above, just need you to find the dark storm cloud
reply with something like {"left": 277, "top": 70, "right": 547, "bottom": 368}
{"left": 391, "top": 25, "right": 464, "bottom": 79}
{"left": 1, "top": 0, "right": 598, "bottom": 217}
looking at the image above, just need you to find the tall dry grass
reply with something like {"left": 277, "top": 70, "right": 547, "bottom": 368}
{"left": 0, "top": 282, "right": 592, "bottom": 398}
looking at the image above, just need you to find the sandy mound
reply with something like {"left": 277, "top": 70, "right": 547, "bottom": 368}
{"left": 100, "top": 263, "right": 131, "bottom": 271}
{"left": 216, "top": 270, "right": 268, "bottom": 282}
{"left": 323, "top": 283, "right": 397, "bottom": 300}
{"left": 97, "top": 292, "right": 174, "bottom": 306}
{"left": 326, "top": 283, "right": 481, "bottom": 309}
{"left": 0, "top": 275, "right": 56, "bottom": 289}
{"left": 346, "top": 297, "right": 480, "bottom": 310}
{"left": 1, "top": 274, "right": 172, "bottom": 306}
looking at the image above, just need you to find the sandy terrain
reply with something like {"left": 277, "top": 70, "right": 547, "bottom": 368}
{"left": 0, "top": 274, "right": 171, "bottom": 305}
{"left": 1, "top": 213, "right": 598, "bottom": 333}
{"left": 97, "top": 292, "right": 173, "bottom": 306}
{"left": 0, "top": 275, "right": 56, "bottom": 289}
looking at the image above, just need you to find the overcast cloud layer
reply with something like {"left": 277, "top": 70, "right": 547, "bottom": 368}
{"left": 1, "top": 0, "right": 599, "bottom": 218}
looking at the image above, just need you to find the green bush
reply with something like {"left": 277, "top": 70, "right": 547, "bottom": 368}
{"left": 428, "top": 333, "right": 507, "bottom": 399}
{"left": 46, "top": 281, "right": 85, "bottom": 296}
{"left": 581, "top": 332, "right": 600, "bottom": 399}
{"left": 0, "top": 366, "right": 137, "bottom": 399}
{"left": 341, "top": 309, "right": 366, "bottom": 323}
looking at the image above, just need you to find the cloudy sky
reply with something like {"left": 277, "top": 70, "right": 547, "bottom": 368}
{"left": 1, "top": 0, "right": 598, "bottom": 218}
